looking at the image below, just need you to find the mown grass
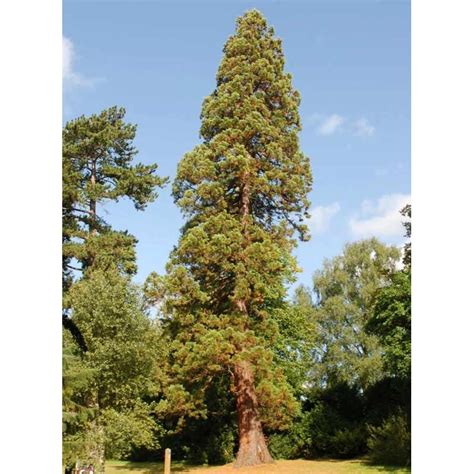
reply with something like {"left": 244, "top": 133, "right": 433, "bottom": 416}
{"left": 105, "top": 458, "right": 410, "bottom": 473}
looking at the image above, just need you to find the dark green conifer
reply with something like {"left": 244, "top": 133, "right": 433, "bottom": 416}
{"left": 62, "top": 106, "right": 167, "bottom": 281}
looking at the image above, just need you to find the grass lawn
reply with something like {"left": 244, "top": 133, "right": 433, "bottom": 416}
{"left": 106, "top": 459, "right": 410, "bottom": 474}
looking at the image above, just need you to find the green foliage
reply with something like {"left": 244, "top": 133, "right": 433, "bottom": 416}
{"left": 63, "top": 106, "right": 165, "bottom": 213}
{"left": 61, "top": 16, "right": 411, "bottom": 469}
{"left": 367, "top": 413, "right": 411, "bottom": 467}
{"left": 268, "top": 383, "right": 368, "bottom": 460}
{"left": 312, "top": 239, "right": 400, "bottom": 389}
{"left": 364, "top": 377, "right": 411, "bottom": 428}
{"left": 205, "top": 427, "right": 236, "bottom": 465}
{"left": 366, "top": 204, "right": 411, "bottom": 379}
{"left": 158, "top": 9, "right": 312, "bottom": 442}
{"left": 62, "top": 106, "right": 166, "bottom": 280}
{"left": 366, "top": 271, "right": 411, "bottom": 378}
{"left": 102, "top": 403, "right": 163, "bottom": 459}
{"left": 400, "top": 204, "right": 411, "bottom": 268}
{"left": 67, "top": 269, "right": 163, "bottom": 407}
{"left": 64, "top": 269, "right": 166, "bottom": 467}
{"left": 270, "top": 294, "right": 317, "bottom": 397}
{"left": 170, "top": 423, "right": 237, "bottom": 466}
{"left": 157, "top": 374, "right": 237, "bottom": 465}
{"left": 268, "top": 416, "right": 311, "bottom": 460}
{"left": 173, "top": 10, "right": 312, "bottom": 236}
{"left": 63, "top": 334, "right": 97, "bottom": 468}
{"left": 62, "top": 106, "right": 167, "bottom": 470}
{"left": 304, "top": 384, "right": 368, "bottom": 459}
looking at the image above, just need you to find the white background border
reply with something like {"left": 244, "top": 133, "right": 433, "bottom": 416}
{"left": 2, "top": 0, "right": 474, "bottom": 472}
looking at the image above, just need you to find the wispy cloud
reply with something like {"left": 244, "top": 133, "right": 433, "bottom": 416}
{"left": 309, "top": 113, "right": 376, "bottom": 138}
{"left": 63, "top": 36, "right": 99, "bottom": 89}
{"left": 349, "top": 193, "right": 410, "bottom": 240}
{"left": 317, "top": 114, "right": 345, "bottom": 136}
{"left": 308, "top": 202, "right": 341, "bottom": 234}
{"left": 353, "top": 117, "right": 376, "bottom": 137}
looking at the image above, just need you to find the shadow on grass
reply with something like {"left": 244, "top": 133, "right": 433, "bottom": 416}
{"left": 107, "top": 461, "right": 200, "bottom": 473}
{"left": 106, "top": 461, "right": 212, "bottom": 474}
{"left": 319, "top": 458, "right": 410, "bottom": 473}
{"left": 357, "top": 458, "right": 410, "bottom": 472}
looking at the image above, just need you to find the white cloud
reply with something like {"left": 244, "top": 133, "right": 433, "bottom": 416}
{"left": 63, "top": 37, "right": 74, "bottom": 79}
{"left": 317, "top": 114, "right": 345, "bottom": 135}
{"left": 309, "top": 113, "right": 375, "bottom": 138}
{"left": 353, "top": 117, "right": 376, "bottom": 137}
{"left": 63, "top": 36, "right": 96, "bottom": 88}
{"left": 308, "top": 202, "right": 341, "bottom": 234}
{"left": 349, "top": 193, "right": 410, "bottom": 240}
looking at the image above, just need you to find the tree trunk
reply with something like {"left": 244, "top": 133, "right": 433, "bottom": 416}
{"left": 233, "top": 360, "right": 274, "bottom": 468}
{"left": 85, "top": 393, "right": 105, "bottom": 474}
{"left": 232, "top": 172, "right": 273, "bottom": 468}
{"left": 87, "top": 417, "right": 105, "bottom": 473}
{"left": 89, "top": 160, "right": 97, "bottom": 235}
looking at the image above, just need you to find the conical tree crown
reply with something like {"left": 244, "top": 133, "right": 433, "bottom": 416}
{"left": 174, "top": 9, "right": 311, "bottom": 235}
{"left": 169, "top": 10, "right": 312, "bottom": 322}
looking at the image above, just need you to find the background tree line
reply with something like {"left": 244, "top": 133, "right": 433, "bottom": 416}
{"left": 62, "top": 10, "right": 410, "bottom": 473}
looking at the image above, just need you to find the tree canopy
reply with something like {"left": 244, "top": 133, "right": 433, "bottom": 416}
{"left": 158, "top": 9, "right": 312, "bottom": 467}
{"left": 311, "top": 239, "right": 400, "bottom": 390}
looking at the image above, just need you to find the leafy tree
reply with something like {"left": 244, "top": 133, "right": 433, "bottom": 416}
{"left": 270, "top": 287, "right": 317, "bottom": 398}
{"left": 366, "top": 204, "right": 411, "bottom": 378}
{"left": 366, "top": 271, "right": 411, "bottom": 378}
{"left": 63, "top": 334, "right": 97, "bottom": 470}
{"left": 65, "top": 269, "right": 165, "bottom": 472}
{"left": 158, "top": 9, "right": 312, "bottom": 467}
{"left": 312, "top": 239, "right": 400, "bottom": 390}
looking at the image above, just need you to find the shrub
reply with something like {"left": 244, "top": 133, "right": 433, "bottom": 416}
{"left": 268, "top": 417, "right": 311, "bottom": 459}
{"left": 206, "top": 427, "right": 236, "bottom": 465}
{"left": 327, "top": 425, "right": 368, "bottom": 458}
{"left": 367, "top": 413, "right": 411, "bottom": 466}
{"left": 302, "top": 384, "right": 368, "bottom": 459}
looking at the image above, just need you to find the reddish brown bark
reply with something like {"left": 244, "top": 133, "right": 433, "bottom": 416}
{"left": 232, "top": 168, "right": 274, "bottom": 468}
{"left": 233, "top": 360, "right": 274, "bottom": 468}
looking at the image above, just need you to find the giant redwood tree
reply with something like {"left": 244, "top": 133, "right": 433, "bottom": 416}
{"left": 162, "top": 10, "right": 312, "bottom": 467}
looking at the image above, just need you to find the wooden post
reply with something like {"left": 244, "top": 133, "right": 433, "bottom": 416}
{"left": 164, "top": 448, "right": 171, "bottom": 474}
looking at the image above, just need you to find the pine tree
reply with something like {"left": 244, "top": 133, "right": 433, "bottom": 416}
{"left": 62, "top": 106, "right": 167, "bottom": 281}
{"left": 162, "top": 10, "right": 312, "bottom": 467}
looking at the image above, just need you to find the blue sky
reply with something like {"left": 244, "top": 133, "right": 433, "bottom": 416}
{"left": 63, "top": 0, "right": 410, "bottom": 295}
